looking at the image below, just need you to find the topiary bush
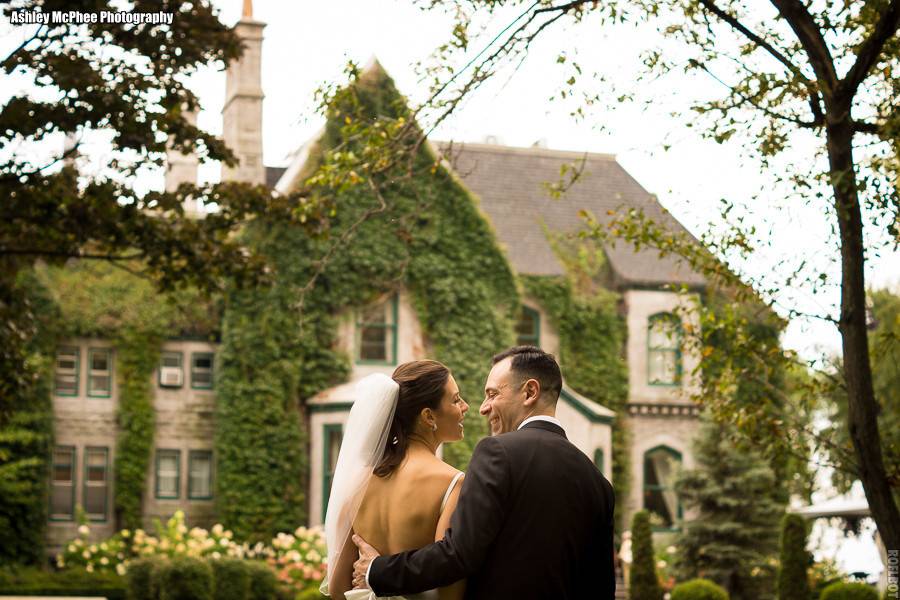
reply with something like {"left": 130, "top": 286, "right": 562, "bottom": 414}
{"left": 671, "top": 578, "right": 729, "bottom": 600}
{"left": 210, "top": 558, "right": 251, "bottom": 600}
{"left": 778, "top": 514, "right": 811, "bottom": 600}
{"left": 630, "top": 510, "right": 664, "bottom": 600}
{"left": 820, "top": 582, "right": 879, "bottom": 600}
{"left": 156, "top": 556, "right": 213, "bottom": 600}
{"left": 0, "top": 566, "right": 126, "bottom": 600}
{"left": 126, "top": 556, "right": 164, "bottom": 600}
{"left": 246, "top": 560, "right": 278, "bottom": 600}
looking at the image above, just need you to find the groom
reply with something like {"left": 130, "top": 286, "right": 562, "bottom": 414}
{"left": 351, "top": 345, "right": 616, "bottom": 599}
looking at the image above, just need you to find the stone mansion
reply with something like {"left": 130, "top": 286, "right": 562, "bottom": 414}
{"left": 46, "top": 1, "right": 704, "bottom": 554}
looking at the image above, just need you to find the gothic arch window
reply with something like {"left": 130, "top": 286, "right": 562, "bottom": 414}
{"left": 643, "top": 445, "right": 682, "bottom": 529}
{"left": 515, "top": 306, "right": 540, "bottom": 347}
{"left": 647, "top": 312, "right": 682, "bottom": 386}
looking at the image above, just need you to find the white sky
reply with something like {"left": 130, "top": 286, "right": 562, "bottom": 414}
{"left": 0, "top": 0, "right": 894, "bottom": 576}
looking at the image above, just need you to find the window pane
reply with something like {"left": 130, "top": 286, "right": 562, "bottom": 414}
{"left": 89, "top": 375, "right": 110, "bottom": 395}
{"left": 157, "top": 452, "right": 179, "bottom": 498}
{"left": 644, "top": 449, "right": 681, "bottom": 528}
{"left": 327, "top": 431, "right": 342, "bottom": 476}
{"left": 360, "top": 303, "right": 388, "bottom": 325}
{"left": 360, "top": 327, "right": 387, "bottom": 361}
{"left": 52, "top": 449, "right": 74, "bottom": 482}
{"left": 191, "top": 354, "right": 214, "bottom": 389}
{"left": 91, "top": 351, "right": 109, "bottom": 371}
{"left": 51, "top": 447, "right": 74, "bottom": 518}
{"left": 515, "top": 310, "right": 536, "bottom": 336}
{"left": 649, "top": 349, "right": 678, "bottom": 385}
{"left": 55, "top": 348, "right": 78, "bottom": 395}
{"left": 161, "top": 352, "right": 181, "bottom": 368}
{"left": 189, "top": 452, "right": 212, "bottom": 499}
{"left": 51, "top": 485, "right": 73, "bottom": 517}
{"left": 649, "top": 317, "right": 679, "bottom": 349}
{"left": 84, "top": 487, "right": 106, "bottom": 517}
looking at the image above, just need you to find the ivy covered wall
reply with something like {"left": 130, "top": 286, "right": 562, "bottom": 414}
{"left": 214, "top": 64, "right": 519, "bottom": 539}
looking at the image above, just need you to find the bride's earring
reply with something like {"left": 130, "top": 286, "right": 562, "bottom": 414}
{"left": 431, "top": 422, "right": 437, "bottom": 432}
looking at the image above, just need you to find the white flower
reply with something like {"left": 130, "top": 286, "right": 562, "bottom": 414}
{"left": 211, "top": 552, "right": 221, "bottom": 559}
{"left": 78, "top": 525, "right": 90, "bottom": 536}
{"left": 85, "top": 564, "right": 94, "bottom": 573}
{"left": 68, "top": 544, "right": 77, "bottom": 553}
{"left": 116, "top": 563, "right": 126, "bottom": 576}
{"left": 56, "top": 556, "right": 65, "bottom": 568}
{"left": 657, "top": 560, "right": 667, "bottom": 569}
{"left": 223, "top": 530, "right": 233, "bottom": 540}
{"left": 100, "top": 557, "right": 109, "bottom": 565}
{"left": 212, "top": 524, "right": 224, "bottom": 536}
{"left": 175, "top": 543, "right": 186, "bottom": 554}
{"left": 90, "top": 544, "right": 98, "bottom": 553}
{"left": 82, "top": 550, "right": 91, "bottom": 559}
{"left": 121, "top": 529, "right": 131, "bottom": 538}
{"left": 100, "top": 542, "right": 108, "bottom": 551}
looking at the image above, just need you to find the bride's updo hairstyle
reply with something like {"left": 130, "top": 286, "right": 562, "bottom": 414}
{"left": 374, "top": 360, "right": 450, "bottom": 478}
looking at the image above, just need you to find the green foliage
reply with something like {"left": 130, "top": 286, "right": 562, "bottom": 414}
{"left": 156, "top": 556, "right": 213, "bottom": 600}
{"left": 671, "top": 579, "right": 730, "bottom": 600}
{"left": 216, "top": 64, "right": 518, "bottom": 538}
{"left": 631, "top": 510, "right": 664, "bottom": 600}
{"left": 674, "top": 416, "right": 782, "bottom": 600}
{"left": 521, "top": 271, "right": 629, "bottom": 530}
{"left": 0, "top": 566, "right": 126, "bottom": 600}
{"left": 246, "top": 560, "right": 278, "bottom": 600}
{"left": 210, "top": 559, "right": 251, "bottom": 600}
{"left": 126, "top": 557, "right": 164, "bottom": 600}
{"left": 778, "top": 514, "right": 811, "bottom": 600}
{"left": 0, "top": 270, "right": 58, "bottom": 564}
{"left": 819, "top": 582, "right": 879, "bottom": 600}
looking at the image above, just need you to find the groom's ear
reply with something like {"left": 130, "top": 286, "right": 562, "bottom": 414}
{"left": 522, "top": 378, "right": 541, "bottom": 406}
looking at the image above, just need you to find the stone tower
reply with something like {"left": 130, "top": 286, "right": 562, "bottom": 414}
{"left": 164, "top": 107, "right": 199, "bottom": 192}
{"left": 221, "top": 0, "right": 265, "bottom": 185}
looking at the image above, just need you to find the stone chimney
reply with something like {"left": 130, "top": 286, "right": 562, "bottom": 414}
{"left": 221, "top": 0, "right": 265, "bottom": 185}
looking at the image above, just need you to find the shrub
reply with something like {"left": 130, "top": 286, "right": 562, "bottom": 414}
{"left": 210, "top": 558, "right": 251, "bottom": 600}
{"left": 778, "top": 514, "right": 811, "bottom": 600}
{"left": 820, "top": 582, "right": 879, "bottom": 600}
{"left": 246, "top": 560, "right": 278, "bottom": 600}
{"left": 630, "top": 510, "right": 664, "bottom": 600}
{"left": 126, "top": 556, "right": 163, "bottom": 600}
{"left": 156, "top": 556, "right": 213, "bottom": 600}
{"left": 671, "top": 578, "right": 730, "bottom": 600}
{"left": 0, "top": 566, "right": 126, "bottom": 599}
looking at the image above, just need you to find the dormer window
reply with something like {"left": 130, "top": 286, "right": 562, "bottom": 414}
{"left": 515, "top": 306, "right": 540, "bottom": 347}
{"left": 647, "top": 313, "right": 682, "bottom": 386}
{"left": 356, "top": 295, "right": 398, "bottom": 365}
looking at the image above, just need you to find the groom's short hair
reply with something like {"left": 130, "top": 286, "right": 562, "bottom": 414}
{"left": 492, "top": 345, "right": 562, "bottom": 402}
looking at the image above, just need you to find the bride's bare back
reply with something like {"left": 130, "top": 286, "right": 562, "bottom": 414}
{"left": 354, "top": 447, "right": 462, "bottom": 554}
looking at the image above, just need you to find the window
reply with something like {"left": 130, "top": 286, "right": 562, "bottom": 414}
{"left": 50, "top": 446, "right": 76, "bottom": 520}
{"left": 593, "top": 448, "right": 605, "bottom": 475}
{"left": 356, "top": 295, "right": 398, "bottom": 365}
{"left": 322, "top": 425, "right": 343, "bottom": 520}
{"left": 55, "top": 347, "right": 79, "bottom": 396}
{"left": 88, "top": 348, "right": 112, "bottom": 397}
{"left": 515, "top": 306, "right": 540, "bottom": 347}
{"left": 188, "top": 451, "right": 213, "bottom": 500}
{"left": 643, "top": 445, "right": 682, "bottom": 529}
{"left": 191, "top": 353, "right": 214, "bottom": 389}
{"left": 83, "top": 447, "right": 109, "bottom": 521}
{"left": 158, "top": 352, "right": 183, "bottom": 388}
{"left": 155, "top": 449, "right": 181, "bottom": 499}
{"left": 647, "top": 313, "right": 682, "bottom": 386}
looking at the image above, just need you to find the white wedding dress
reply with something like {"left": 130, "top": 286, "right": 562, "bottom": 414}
{"left": 319, "top": 374, "right": 463, "bottom": 600}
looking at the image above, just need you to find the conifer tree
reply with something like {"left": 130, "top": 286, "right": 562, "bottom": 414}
{"left": 777, "top": 514, "right": 811, "bottom": 600}
{"left": 630, "top": 510, "right": 664, "bottom": 600}
{"left": 675, "top": 417, "right": 783, "bottom": 600}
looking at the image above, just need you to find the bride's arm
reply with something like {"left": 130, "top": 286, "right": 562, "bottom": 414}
{"left": 329, "top": 529, "right": 356, "bottom": 600}
{"left": 435, "top": 476, "right": 466, "bottom": 600}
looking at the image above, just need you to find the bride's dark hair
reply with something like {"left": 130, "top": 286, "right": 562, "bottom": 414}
{"left": 374, "top": 360, "right": 450, "bottom": 478}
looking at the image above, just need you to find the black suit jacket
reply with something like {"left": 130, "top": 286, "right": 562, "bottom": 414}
{"left": 369, "top": 420, "right": 616, "bottom": 600}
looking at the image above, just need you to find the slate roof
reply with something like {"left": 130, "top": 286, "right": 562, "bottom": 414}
{"left": 438, "top": 142, "right": 706, "bottom": 289}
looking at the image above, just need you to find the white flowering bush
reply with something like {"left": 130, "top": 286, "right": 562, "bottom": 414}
{"left": 57, "top": 511, "right": 328, "bottom": 594}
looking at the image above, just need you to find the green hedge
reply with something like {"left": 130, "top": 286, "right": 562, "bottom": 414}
{"left": 777, "top": 514, "right": 811, "bottom": 600}
{"left": 671, "top": 578, "right": 730, "bottom": 600}
{"left": 210, "top": 558, "right": 251, "bottom": 600}
{"left": 126, "top": 556, "right": 164, "bottom": 600}
{"left": 630, "top": 510, "right": 664, "bottom": 600}
{"left": 156, "top": 556, "right": 213, "bottom": 600}
{"left": 820, "top": 582, "right": 879, "bottom": 600}
{"left": 246, "top": 560, "right": 278, "bottom": 600}
{"left": 0, "top": 567, "right": 126, "bottom": 599}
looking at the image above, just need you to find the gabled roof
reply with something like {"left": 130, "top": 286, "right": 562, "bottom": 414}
{"left": 439, "top": 142, "right": 706, "bottom": 289}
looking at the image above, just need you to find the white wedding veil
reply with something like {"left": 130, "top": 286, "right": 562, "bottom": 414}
{"left": 322, "top": 372, "right": 399, "bottom": 586}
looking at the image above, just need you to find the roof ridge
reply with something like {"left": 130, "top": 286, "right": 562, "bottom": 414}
{"left": 434, "top": 140, "right": 617, "bottom": 161}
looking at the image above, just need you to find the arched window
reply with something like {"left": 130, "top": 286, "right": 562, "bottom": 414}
{"left": 643, "top": 445, "right": 682, "bottom": 528}
{"left": 515, "top": 306, "right": 540, "bottom": 347}
{"left": 647, "top": 313, "right": 682, "bottom": 386}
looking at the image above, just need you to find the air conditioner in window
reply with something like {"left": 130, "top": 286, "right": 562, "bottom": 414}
{"left": 160, "top": 367, "right": 183, "bottom": 388}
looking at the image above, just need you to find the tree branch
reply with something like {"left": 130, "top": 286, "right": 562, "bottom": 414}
{"left": 840, "top": 0, "right": 900, "bottom": 98}
{"left": 769, "top": 0, "right": 838, "bottom": 98}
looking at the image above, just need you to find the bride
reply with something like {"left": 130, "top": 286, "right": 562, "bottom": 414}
{"left": 320, "top": 360, "right": 470, "bottom": 600}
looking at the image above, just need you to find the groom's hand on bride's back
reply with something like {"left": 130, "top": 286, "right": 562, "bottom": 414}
{"left": 351, "top": 534, "right": 380, "bottom": 589}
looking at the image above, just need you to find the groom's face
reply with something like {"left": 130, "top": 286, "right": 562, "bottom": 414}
{"left": 481, "top": 357, "right": 527, "bottom": 435}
